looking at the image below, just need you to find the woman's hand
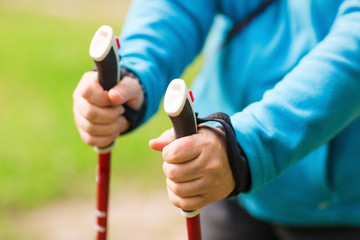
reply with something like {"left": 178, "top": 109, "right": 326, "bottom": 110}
{"left": 73, "top": 71, "right": 144, "bottom": 147}
{"left": 149, "top": 125, "right": 235, "bottom": 211}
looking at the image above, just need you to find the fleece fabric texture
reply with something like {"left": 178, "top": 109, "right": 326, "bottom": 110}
{"left": 119, "top": 0, "right": 360, "bottom": 226}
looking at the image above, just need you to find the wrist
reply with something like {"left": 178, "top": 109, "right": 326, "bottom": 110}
{"left": 120, "top": 67, "right": 147, "bottom": 133}
{"left": 197, "top": 112, "right": 252, "bottom": 197}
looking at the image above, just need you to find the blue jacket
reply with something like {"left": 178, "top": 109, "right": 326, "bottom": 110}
{"left": 119, "top": 0, "right": 360, "bottom": 226}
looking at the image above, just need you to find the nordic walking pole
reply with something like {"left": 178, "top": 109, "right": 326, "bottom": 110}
{"left": 164, "top": 79, "right": 202, "bottom": 240}
{"left": 89, "top": 25, "right": 121, "bottom": 240}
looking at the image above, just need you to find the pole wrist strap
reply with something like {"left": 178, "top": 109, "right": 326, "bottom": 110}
{"left": 120, "top": 67, "right": 147, "bottom": 133}
{"left": 197, "top": 112, "right": 251, "bottom": 197}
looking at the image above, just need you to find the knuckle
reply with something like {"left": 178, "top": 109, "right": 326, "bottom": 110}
{"left": 80, "top": 133, "right": 95, "bottom": 146}
{"left": 168, "top": 193, "right": 185, "bottom": 209}
{"left": 83, "top": 105, "right": 97, "bottom": 120}
{"left": 163, "top": 163, "right": 177, "bottom": 180}
{"left": 162, "top": 162, "right": 167, "bottom": 175}
{"left": 168, "top": 190, "right": 200, "bottom": 211}
{"left": 83, "top": 71, "right": 95, "bottom": 79}
{"left": 162, "top": 147, "right": 177, "bottom": 163}
{"left": 97, "top": 139, "right": 112, "bottom": 148}
{"left": 118, "top": 116, "right": 127, "bottom": 126}
{"left": 118, "top": 117, "right": 130, "bottom": 134}
{"left": 170, "top": 183, "right": 182, "bottom": 196}
{"left": 79, "top": 82, "right": 93, "bottom": 99}
{"left": 180, "top": 201, "right": 195, "bottom": 212}
{"left": 82, "top": 120, "right": 96, "bottom": 134}
{"left": 170, "top": 197, "right": 182, "bottom": 209}
{"left": 208, "top": 159, "right": 222, "bottom": 172}
{"left": 76, "top": 72, "right": 97, "bottom": 99}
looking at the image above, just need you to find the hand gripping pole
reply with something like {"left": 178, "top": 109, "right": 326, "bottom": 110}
{"left": 90, "top": 25, "right": 120, "bottom": 240}
{"left": 164, "top": 79, "right": 202, "bottom": 240}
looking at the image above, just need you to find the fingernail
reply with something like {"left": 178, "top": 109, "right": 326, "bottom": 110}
{"left": 115, "top": 90, "right": 125, "bottom": 102}
{"left": 109, "top": 89, "right": 125, "bottom": 105}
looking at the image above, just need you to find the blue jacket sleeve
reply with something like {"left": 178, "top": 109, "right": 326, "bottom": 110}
{"left": 231, "top": 0, "right": 360, "bottom": 191}
{"left": 119, "top": 0, "right": 217, "bottom": 122}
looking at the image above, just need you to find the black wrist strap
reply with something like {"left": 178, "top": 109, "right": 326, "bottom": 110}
{"left": 120, "top": 67, "right": 147, "bottom": 133}
{"left": 197, "top": 112, "right": 251, "bottom": 196}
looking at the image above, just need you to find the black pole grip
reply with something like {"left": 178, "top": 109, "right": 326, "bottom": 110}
{"left": 169, "top": 98, "right": 197, "bottom": 138}
{"left": 94, "top": 46, "right": 119, "bottom": 91}
{"left": 90, "top": 25, "right": 121, "bottom": 152}
{"left": 90, "top": 25, "right": 120, "bottom": 91}
{"left": 164, "top": 79, "right": 197, "bottom": 138}
{"left": 164, "top": 79, "right": 201, "bottom": 218}
{"left": 89, "top": 25, "right": 139, "bottom": 129}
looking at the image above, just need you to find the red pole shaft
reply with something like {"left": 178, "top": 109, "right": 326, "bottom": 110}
{"left": 186, "top": 214, "right": 202, "bottom": 240}
{"left": 96, "top": 152, "right": 111, "bottom": 240}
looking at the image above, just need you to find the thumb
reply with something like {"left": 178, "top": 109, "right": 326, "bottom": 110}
{"left": 149, "top": 129, "right": 175, "bottom": 152}
{"left": 108, "top": 76, "right": 143, "bottom": 109}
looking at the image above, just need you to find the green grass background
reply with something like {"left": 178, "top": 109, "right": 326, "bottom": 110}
{"left": 0, "top": 2, "right": 201, "bottom": 238}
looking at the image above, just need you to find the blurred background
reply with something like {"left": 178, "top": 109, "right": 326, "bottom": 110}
{"left": 0, "top": 0, "right": 201, "bottom": 239}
